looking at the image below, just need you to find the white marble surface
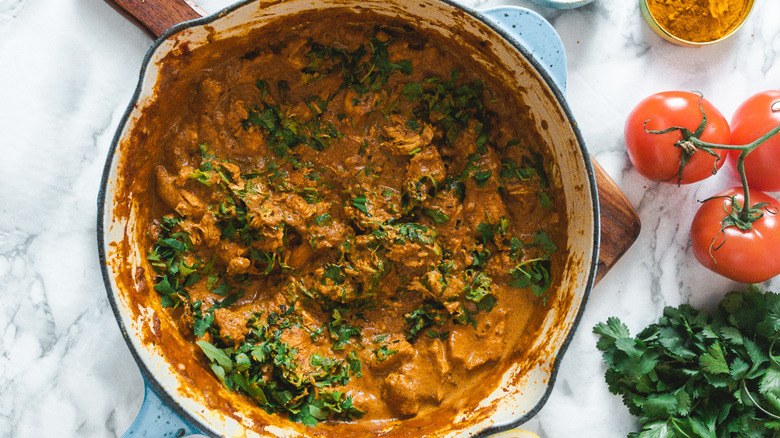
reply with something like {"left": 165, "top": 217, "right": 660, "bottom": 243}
{"left": 1, "top": 0, "right": 779, "bottom": 436}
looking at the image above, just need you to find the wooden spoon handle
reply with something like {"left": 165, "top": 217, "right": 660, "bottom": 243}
{"left": 109, "top": 0, "right": 205, "bottom": 38}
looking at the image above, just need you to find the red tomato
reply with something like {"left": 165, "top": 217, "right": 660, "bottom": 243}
{"left": 727, "top": 90, "right": 780, "bottom": 192}
{"left": 691, "top": 187, "right": 780, "bottom": 283}
{"left": 625, "top": 91, "right": 730, "bottom": 184}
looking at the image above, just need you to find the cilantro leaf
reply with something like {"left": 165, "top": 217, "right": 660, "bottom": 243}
{"left": 423, "top": 208, "right": 449, "bottom": 225}
{"left": 197, "top": 340, "right": 233, "bottom": 371}
{"left": 699, "top": 341, "right": 730, "bottom": 375}
{"left": 352, "top": 195, "right": 368, "bottom": 213}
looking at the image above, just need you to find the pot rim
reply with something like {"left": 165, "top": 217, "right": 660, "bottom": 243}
{"left": 97, "top": 1, "right": 600, "bottom": 436}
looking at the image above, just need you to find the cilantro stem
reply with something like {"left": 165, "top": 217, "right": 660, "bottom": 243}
{"left": 669, "top": 418, "right": 696, "bottom": 438}
{"left": 740, "top": 380, "right": 780, "bottom": 420}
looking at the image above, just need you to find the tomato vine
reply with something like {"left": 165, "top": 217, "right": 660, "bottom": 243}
{"left": 627, "top": 91, "right": 780, "bottom": 283}
{"left": 659, "top": 119, "right": 780, "bottom": 225}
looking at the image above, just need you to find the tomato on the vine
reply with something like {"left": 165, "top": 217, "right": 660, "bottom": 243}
{"left": 727, "top": 90, "right": 780, "bottom": 192}
{"left": 625, "top": 91, "right": 730, "bottom": 184}
{"left": 690, "top": 187, "right": 780, "bottom": 283}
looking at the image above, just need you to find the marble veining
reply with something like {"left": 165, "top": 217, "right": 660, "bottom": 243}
{"left": 1, "top": 0, "right": 778, "bottom": 436}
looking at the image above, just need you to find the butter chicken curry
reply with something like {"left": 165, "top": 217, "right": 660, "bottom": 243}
{"left": 137, "top": 10, "right": 566, "bottom": 428}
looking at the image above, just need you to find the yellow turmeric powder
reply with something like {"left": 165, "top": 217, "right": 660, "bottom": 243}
{"left": 646, "top": 0, "right": 750, "bottom": 43}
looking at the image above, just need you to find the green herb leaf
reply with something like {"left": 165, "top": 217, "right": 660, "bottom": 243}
{"left": 423, "top": 208, "right": 449, "bottom": 225}
{"left": 508, "top": 259, "right": 552, "bottom": 301}
{"left": 352, "top": 195, "right": 368, "bottom": 213}
{"left": 314, "top": 213, "right": 332, "bottom": 226}
{"left": 699, "top": 342, "right": 730, "bottom": 375}
{"left": 197, "top": 341, "right": 233, "bottom": 371}
{"left": 472, "top": 170, "right": 492, "bottom": 187}
{"left": 594, "top": 287, "right": 780, "bottom": 437}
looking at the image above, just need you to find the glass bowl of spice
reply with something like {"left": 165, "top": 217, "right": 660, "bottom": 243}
{"left": 640, "top": 0, "right": 755, "bottom": 46}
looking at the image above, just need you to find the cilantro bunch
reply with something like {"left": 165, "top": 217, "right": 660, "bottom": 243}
{"left": 594, "top": 286, "right": 780, "bottom": 437}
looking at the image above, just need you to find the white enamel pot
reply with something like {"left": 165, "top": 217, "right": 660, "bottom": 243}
{"left": 98, "top": 1, "right": 600, "bottom": 436}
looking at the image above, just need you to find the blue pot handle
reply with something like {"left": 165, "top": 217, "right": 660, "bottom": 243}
{"left": 122, "top": 379, "right": 204, "bottom": 438}
{"left": 479, "top": 6, "right": 567, "bottom": 93}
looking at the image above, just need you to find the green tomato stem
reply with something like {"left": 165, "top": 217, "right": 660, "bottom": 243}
{"left": 737, "top": 151, "right": 751, "bottom": 222}
{"left": 686, "top": 124, "right": 780, "bottom": 221}
{"left": 691, "top": 124, "right": 780, "bottom": 153}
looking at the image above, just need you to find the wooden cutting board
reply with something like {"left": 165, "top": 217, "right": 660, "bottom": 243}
{"left": 108, "top": 0, "right": 641, "bottom": 284}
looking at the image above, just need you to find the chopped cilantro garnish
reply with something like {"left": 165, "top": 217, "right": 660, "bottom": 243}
{"left": 464, "top": 271, "right": 496, "bottom": 312}
{"left": 352, "top": 195, "right": 369, "bottom": 214}
{"left": 508, "top": 259, "right": 552, "bottom": 302}
{"left": 405, "top": 303, "right": 448, "bottom": 341}
{"left": 195, "top": 309, "right": 364, "bottom": 425}
{"left": 373, "top": 345, "right": 399, "bottom": 362}
{"left": 423, "top": 208, "right": 450, "bottom": 225}
{"left": 322, "top": 264, "right": 346, "bottom": 285}
{"left": 472, "top": 170, "right": 492, "bottom": 187}
{"left": 476, "top": 222, "right": 495, "bottom": 244}
{"left": 314, "top": 213, "right": 332, "bottom": 226}
{"left": 303, "top": 37, "right": 413, "bottom": 95}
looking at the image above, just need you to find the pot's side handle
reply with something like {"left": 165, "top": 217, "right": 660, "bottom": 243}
{"left": 122, "top": 381, "right": 204, "bottom": 438}
{"left": 479, "top": 7, "right": 567, "bottom": 93}
{"left": 108, "top": 0, "right": 205, "bottom": 38}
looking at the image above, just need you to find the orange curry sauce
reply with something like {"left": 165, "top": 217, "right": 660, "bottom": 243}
{"left": 122, "top": 9, "right": 567, "bottom": 434}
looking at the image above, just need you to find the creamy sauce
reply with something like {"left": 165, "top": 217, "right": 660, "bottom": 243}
{"left": 125, "top": 10, "right": 567, "bottom": 432}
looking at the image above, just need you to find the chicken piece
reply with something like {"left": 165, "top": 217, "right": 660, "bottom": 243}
{"left": 402, "top": 146, "right": 447, "bottom": 206}
{"left": 199, "top": 77, "right": 225, "bottom": 103}
{"left": 245, "top": 189, "right": 319, "bottom": 247}
{"left": 381, "top": 116, "right": 435, "bottom": 156}
{"left": 279, "top": 325, "right": 333, "bottom": 378}
{"left": 463, "top": 189, "right": 509, "bottom": 231}
{"left": 404, "top": 146, "right": 447, "bottom": 190}
{"left": 243, "top": 193, "right": 286, "bottom": 252}
{"left": 426, "top": 337, "right": 450, "bottom": 376}
{"left": 180, "top": 211, "right": 221, "bottom": 249}
{"left": 382, "top": 373, "right": 420, "bottom": 417}
{"left": 342, "top": 189, "right": 402, "bottom": 231}
{"left": 339, "top": 244, "right": 388, "bottom": 293}
{"left": 407, "top": 269, "right": 463, "bottom": 314}
{"left": 213, "top": 307, "right": 252, "bottom": 346}
{"left": 447, "top": 311, "right": 506, "bottom": 370}
{"left": 285, "top": 36, "right": 312, "bottom": 70}
{"left": 342, "top": 89, "right": 383, "bottom": 121}
{"left": 217, "top": 240, "right": 248, "bottom": 267}
{"left": 345, "top": 389, "right": 382, "bottom": 418}
{"left": 287, "top": 242, "right": 315, "bottom": 270}
{"left": 503, "top": 180, "right": 538, "bottom": 197}
{"left": 227, "top": 257, "right": 251, "bottom": 276}
{"left": 198, "top": 212, "right": 221, "bottom": 247}
{"left": 387, "top": 39, "right": 417, "bottom": 65}
{"left": 450, "top": 119, "right": 483, "bottom": 158}
{"left": 155, "top": 166, "right": 207, "bottom": 218}
{"left": 310, "top": 219, "right": 353, "bottom": 249}
{"left": 382, "top": 224, "right": 442, "bottom": 278}
{"left": 367, "top": 334, "right": 415, "bottom": 372}
{"left": 279, "top": 193, "right": 318, "bottom": 228}
{"left": 502, "top": 175, "right": 550, "bottom": 217}
{"left": 380, "top": 337, "right": 450, "bottom": 417}
{"left": 316, "top": 277, "right": 360, "bottom": 303}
